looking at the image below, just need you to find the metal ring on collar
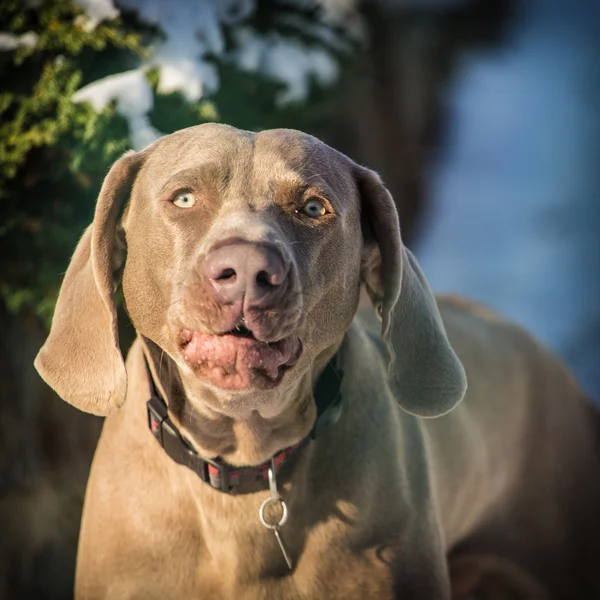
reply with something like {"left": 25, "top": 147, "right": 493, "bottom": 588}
{"left": 259, "top": 497, "right": 288, "bottom": 530}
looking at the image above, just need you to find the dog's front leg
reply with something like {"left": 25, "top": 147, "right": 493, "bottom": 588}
{"left": 386, "top": 526, "right": 451, "bottom": 600}
{"left": 394, "top": 555, "right": 451, "bottom": 599}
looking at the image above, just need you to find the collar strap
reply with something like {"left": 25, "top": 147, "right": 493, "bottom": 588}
{"left": 145, "top": 355, "right": 343, "bottom": 494}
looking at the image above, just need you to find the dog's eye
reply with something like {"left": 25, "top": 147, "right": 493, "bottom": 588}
{"left": 172, "top": 192, "right": 198, "bottom": 209}
{"left": 300, "top": 198, "right": 327, "bottom": 218}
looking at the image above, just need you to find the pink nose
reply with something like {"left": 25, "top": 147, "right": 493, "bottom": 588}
{"left": 203, "top": 240, "right": 289, "bottom": 307}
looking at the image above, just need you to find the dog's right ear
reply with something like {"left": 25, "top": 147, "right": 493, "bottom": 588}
{"left": 356, "top": 165, "right": 467, "bottom": 418}
{"left": 34, "top": 151, "right": 145, "bottom": 416}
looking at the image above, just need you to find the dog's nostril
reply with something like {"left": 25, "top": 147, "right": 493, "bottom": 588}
{"left": 216, "top": 268, "right": 236, "bottom": 282}
{"left": 256, "top": 270, "right": 277, "bottom": 288}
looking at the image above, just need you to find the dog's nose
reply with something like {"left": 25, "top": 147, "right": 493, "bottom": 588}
{"left": 203, "top": 240, "right": 288, "bottom": 307}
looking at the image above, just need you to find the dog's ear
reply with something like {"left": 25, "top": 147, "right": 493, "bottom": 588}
{"left": 356, "top": 165, "right": 467, "bottom": 417}
{"left": 34, "top": 151, "right": 145, "bottom": 416}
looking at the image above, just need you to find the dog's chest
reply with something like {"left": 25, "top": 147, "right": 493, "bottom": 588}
{"left": 185, "top": 539, "right": 399, "bottom": 600}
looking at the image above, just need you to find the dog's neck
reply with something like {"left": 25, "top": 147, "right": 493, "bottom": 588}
{"left": 141, "top": 337, "right": 342, "bottom": 469}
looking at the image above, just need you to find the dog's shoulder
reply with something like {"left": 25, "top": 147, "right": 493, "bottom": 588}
{"left": 435, "top": 294, "right": 537, "bottom": 349}
{"left": 436, "top": 294, "right": 508, "bottom": 325}
{"left": 434, "top": 294, "right": 579, "bottom": 399}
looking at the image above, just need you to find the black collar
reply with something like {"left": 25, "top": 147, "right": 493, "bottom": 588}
{"left": 145, "top": 355, "right": 343, "bottom": 494}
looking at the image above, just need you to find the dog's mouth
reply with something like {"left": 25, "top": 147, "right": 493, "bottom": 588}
{"left": 179, "top": 326, "right": 303, "bottom": 391}
{"left": 226, "top": 324, "right": 257, "bottom": 340}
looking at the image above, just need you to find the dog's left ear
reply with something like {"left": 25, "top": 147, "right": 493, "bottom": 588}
{"left": 34, "top": 150, "right": 146, "bottom": 415}
{"left": 356, "top": 165, "right": 467, "bottom": 417}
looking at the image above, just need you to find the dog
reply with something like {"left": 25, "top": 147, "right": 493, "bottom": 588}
{"left": 35, "top": 123, "right": 600, "bottom": 599}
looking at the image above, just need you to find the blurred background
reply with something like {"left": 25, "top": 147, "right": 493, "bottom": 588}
{"left": 0, "top": 0, "right": 598, "bottom": 597}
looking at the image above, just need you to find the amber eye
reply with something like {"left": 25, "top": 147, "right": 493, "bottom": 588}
{"left": 300, "top": 198, "right": 327, "bottom": 218}
{"left": 172, "top": 192, "right": 198, "bottom": 208}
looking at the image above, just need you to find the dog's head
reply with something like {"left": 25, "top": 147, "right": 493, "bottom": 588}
{"left": 35, "top": 124, "right": 466, "bottom": 424}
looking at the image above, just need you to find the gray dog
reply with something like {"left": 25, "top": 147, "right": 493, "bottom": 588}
{"left": 35, "top": 124, "right": 600, "bottom": 599}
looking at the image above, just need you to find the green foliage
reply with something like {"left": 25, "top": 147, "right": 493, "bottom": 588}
{"left": 0, "top": 0, "right": 144, "bottom": 177}
{"left": 0, "top": 0, "right": 147, "bottom": 325}
{"left": 0, "top": 0, "right": 353, "bottom": 327}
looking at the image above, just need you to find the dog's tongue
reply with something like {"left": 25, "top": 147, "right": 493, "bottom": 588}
{"left": 183, "top": 332, "right": 301, "bottom": 390}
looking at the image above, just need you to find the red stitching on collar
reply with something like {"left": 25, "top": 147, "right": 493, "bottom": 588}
{"left": 206, "top": 440, "right": 304, "bottom": 490}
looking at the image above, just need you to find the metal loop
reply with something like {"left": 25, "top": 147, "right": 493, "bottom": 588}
{"left": 259, "top": 497, "right": 288, "bottom": 530}
{"left": 268, "top": 463, "right": 278, "bottom": 501}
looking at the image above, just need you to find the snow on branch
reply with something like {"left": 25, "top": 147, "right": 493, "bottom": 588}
{"left": 71, "top": 0, "right": 352, "bottom": 148}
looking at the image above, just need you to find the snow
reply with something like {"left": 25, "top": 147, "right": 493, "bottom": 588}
{"left": 232, "top": 28, "right": 340, "bottom": 105}
{"left": 74, "top": 0, "right": 119, "bottom": 29}
{"left": 0, "top": 31, "right": 38, "bottom": 51}
{"left": 118, "top": 0, "right": 226, "bottom": 101}
{"left": 72, "top": 0, "right": 345, "bottom": 146}
{"left": 72, "top": 69, "right": 160, "bottom": 149}
{"left": 413, "top": 0, "right": 600, "bottom": 403}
